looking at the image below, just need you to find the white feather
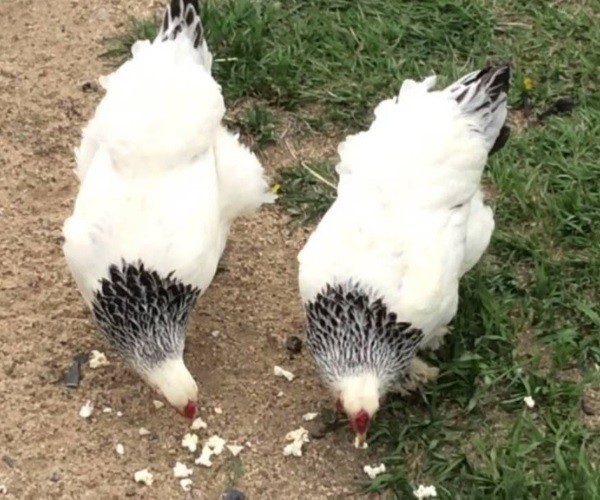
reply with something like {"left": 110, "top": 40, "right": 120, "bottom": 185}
{"left": 299, "top": 72, "right": 502, "bottom": 345}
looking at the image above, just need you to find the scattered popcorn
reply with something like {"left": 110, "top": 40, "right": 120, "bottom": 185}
{"left": 180, "top": 478, "right": 193, "bottom": 491}
{"left": 138, "top": 427, "right": 151, "bottom": 436}
{"left": 152, "top": 400, "right": 165, "bottom": 409}
{"left": 302, "top": 412, "right": 319, "bottom": 421}
{"left": 79, "top": 400, "right": 94, "bottom": 419}
{"left": 190, "top": 417, "right": 207, "bottom": 431}
{"left": 354, "top": 436, "right": 369, "bottom": 450}
{"left": 214, "top": 407, "right": 223, "bottom": 415}
{"left": 206, "top": 435, "right": 226, "bottom": 455}
{"left": 274, "top": 365, "right": 295, "bottom": 382}
{"left": 227, "top": 444, "right": 244, "bottom": 457}
{"left": 195, "top": 445, "right": 213, "bottom": 468}
{"left": 363, "top": 463, "right": 386, "bottom": 479}
{"left": 413, "top": 484, "right": 438, "bottom": 499}
{"left": 173, "top": 461, "right": 193, "bottom": 478}
{"left": 283, "top": 427, "right": 309, "bottom": 457}
{"left": 115, "top": 444, "right": 124, "bottom": 456}
{"left": 102, "top": 406, "right": 112, "bottom": 414}
{"left": 524, "top": 396, "right": 535, "bottom": 408}
{"left": 133, "top": 468, "right": 154, "bottom": 486}
{"left": 182, "top": 433, "right": 199, "bottom": 453}
{"left": 89, "top": 350, "right": 109, "bottom": 368}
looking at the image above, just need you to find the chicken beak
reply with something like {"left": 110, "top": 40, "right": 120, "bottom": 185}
{"left": 354, "top": 432, "right": 367, "bottom": 449}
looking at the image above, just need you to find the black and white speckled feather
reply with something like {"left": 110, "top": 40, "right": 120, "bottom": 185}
{"left": 306, "top": 282, "right": 423, "bottom": 389}
{"left": 92, "top": 261, "right": 200, "bottom": 372}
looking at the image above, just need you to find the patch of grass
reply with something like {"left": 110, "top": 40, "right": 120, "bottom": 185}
{"left": 277, "top": 160, "right": 336, "bottom": 224}
{"left": 236, "top": 104, "right": 279, "bottom": 149}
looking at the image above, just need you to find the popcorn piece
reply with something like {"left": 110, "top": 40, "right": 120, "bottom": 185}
{"left": 302, "top": 412, "right": 319, "bottom": 422}
{"left": 413, "top": 484, "right": 438, "bottom": 499}
{"left": 133, "top": 469, "right": 154, "bottom": 486}
{"left": 173, "top": 462, "right": 193, "bottom": 478}
{"left": 206, "top": 435, "right": 226, "bottom": 455}
{"left": 274, "top": 365, "right": 295, "bottom": 382}
{"left": 195, "top": 445, "right": 213, "bottom": 468}
{"left": 180, "top": 478, "right": 193, "bottom": 491}
{"left": 363, "top": 463, "right": 386, "bottom": 479}
{"left": 152, "top": 400, "right": 165, "bottom": 409}
{"left": 190, "top": 417, "right": 207, "bottom": 431}
{"left": 102, "top": 406, "right": 112, "bottom": 414}
{"left": 226, "top": 444, "right": 244, "bottom": 457}
{"left": 115, "top": 444, "right": 125, "bottom": 456}
{"left": 79, "top": 400, "right": 94, "bottom": 419}
{"left": 89, "top": 350, "right": 109, "bottom": 368}
{"left": 524, "top": 396, "right": 535, "bottom": 409}
{"left": 283, "top": 427, "right": 309, "bottom": 457}
{"left": 182, "top": 433, "right": 199, "bottom": 453}
{"left": 138, "top": 427, "right": 151, "bottom": 436}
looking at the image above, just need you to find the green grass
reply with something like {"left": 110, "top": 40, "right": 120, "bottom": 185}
{"left": 105, "top": 0, "right": 600, "bottom": 497}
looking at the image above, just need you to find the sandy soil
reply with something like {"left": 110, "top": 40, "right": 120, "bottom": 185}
{"left": 0, "top": 1, "right": 386, "bottom": 498}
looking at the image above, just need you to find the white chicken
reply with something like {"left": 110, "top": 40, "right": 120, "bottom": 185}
{"left": 63, "top": 0, "right": 274, "bottom": 418}
{"left": 298, "top": 64, "right": 511, "bottom": 446}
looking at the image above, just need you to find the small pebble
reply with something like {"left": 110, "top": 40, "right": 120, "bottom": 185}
{"left": 222, "top": 488, "right": 246, "bottom": 500}
{"left": 152, "top": 400, "right": 165, "bottom": 409}
{"left": 211, "top": 330, "right": 220, "bottom": 338}
{"left": 65, "top": 361, "right": 81, "bottom": 388}
{"left": 138, "top": 427, "right": 151, "bottom": 436}
{"left": 302, "top": 412, "right": 319, "bottom": 421}
{"left": 117, "top": 411, "right": 124, "bottom": 417}
{"left": 49, "top": 472, "right": 60, "bottom": 482}
{"left": 277, "top": 391, "right": 284, "bottom": 398}
{"left": 116, "top": 444, "right": 125, "bottom": 456}
{"left": 214, "top": 407, "right": 223, "bottom": 415}
{"left": 0, "top": 485, "right": 6, "bottom": 494}
{"left": 285, "top": 335, "right": 303, "bottom": 355}
{"left": 102, "top": 406, "right": 112, "bottom": 414}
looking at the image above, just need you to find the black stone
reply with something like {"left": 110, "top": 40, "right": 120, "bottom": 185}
{"left": 222, "top": 488, "right": 246, "bottom": 500}
{"left": 285, "top": 335, "right": 303, "bottom": 355}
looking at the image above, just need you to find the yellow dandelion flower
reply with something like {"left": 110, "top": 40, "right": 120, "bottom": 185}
{"left": 523, "top": 77, "right": 534, "bottom": 91}
{"left": 270, "top": 183, "right": 281, "bottom": 194}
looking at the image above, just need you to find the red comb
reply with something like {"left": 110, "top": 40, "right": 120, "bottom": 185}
{"left": 183, "top": 401, "right": 196, "bottom": 419}
{"left": 353, "top": 410, "right": 370, "bottom": 434}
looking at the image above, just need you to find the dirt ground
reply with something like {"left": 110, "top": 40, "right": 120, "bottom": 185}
{"left": 0, "top": 1, "right": 383, "bottom": 498}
